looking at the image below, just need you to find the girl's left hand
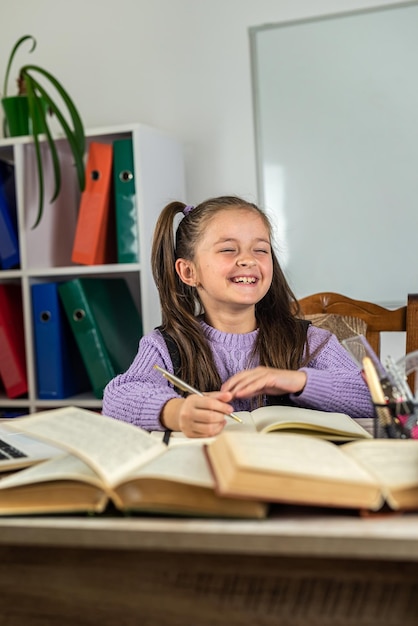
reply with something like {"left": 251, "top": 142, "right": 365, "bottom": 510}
{"left": 221, "top": 366, "right": 307, "bottom": 399}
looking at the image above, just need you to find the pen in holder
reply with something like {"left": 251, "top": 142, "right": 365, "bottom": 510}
{"left": 384, "top": 351, "right": 418, "bottom": 437}
{"left": 342, "top": 335, "right": 417, "bottom": 438}
{"left": 362, "top": 356, "right": 400, "bottom": 438}
{"left": 372, "top": 401, "right": 417, "bottom": 438}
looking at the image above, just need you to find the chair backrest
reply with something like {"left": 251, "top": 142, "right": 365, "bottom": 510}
{"left": 298, "top": 292, "right": 418, "bottom": 392}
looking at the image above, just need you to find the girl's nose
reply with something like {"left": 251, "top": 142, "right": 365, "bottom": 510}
{"left": 237, "top": 256, "right": 256, "bottom": 267}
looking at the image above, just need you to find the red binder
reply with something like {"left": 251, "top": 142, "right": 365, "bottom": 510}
{"left": 0, "top": 283, "right": 28, "bottom": 398}
{"left": 71, "top": 142, "right": 116, "bottom": 265}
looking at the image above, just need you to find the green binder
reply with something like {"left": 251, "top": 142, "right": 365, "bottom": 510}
{"left": 58, "top": 278, "right": 142, "bottom": 399}
{"left": 113, "top": 138, "right": 139, "bottom": 264}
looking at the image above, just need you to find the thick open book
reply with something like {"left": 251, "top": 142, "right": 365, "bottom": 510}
{"left": 152, "top": 405, "right": 372, "bottom": 444}
{"left": 0, "top": 407, "right": 266, "bottom": 518}
{"left": 205, "top": 431, "right": 418, "bottom": 512}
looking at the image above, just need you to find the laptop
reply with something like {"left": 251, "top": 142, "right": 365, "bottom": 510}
{"left": 0, "top": 422, "right": 64, "bottom": 471}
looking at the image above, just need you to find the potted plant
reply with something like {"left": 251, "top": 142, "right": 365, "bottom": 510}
{"left": 1, "top": 35, "right": 86, "bottom": 227}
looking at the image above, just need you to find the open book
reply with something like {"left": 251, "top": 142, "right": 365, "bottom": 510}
{"left": 152, "top": 405, "right": 372, "bottom": 444}
{"left": 0, "top": 407, "right": 266, "bottom": 519}
{"left": 205, "top": 431, "right": 418, "bottom": 512}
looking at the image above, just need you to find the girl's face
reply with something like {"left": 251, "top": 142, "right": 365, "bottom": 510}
{"left": 177, "top": 208, "right": 273, "bottom": 324}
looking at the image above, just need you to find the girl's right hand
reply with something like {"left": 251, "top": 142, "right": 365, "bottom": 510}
{"left": 161, "top": 391, "right": 234, "bottom": 438}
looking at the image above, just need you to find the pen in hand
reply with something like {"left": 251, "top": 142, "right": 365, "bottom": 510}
{"left": 153, "top": 364, "right": 243, "bottom": 424}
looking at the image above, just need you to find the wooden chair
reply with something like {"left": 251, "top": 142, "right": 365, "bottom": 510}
{"left": 298, "top": 292, "right": 418, "bottom": 393}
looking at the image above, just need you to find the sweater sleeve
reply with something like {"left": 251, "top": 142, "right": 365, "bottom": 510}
{"left": 102, "top": 331, "right": 181, "bottom": 431}
{"left": 289, "top": 326, "right": 375, "bottom": 418}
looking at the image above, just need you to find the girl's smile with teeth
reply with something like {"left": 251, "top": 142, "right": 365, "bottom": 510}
{"left": 232, "top": 276, "right": 257, "bottom": 284}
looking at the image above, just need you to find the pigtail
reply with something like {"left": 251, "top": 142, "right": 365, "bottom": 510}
{"left": 151, "top": 201, "right": 221, "bottom": 389}
{"left": 151, "top": 201, "right": 184, "bottom": 325}
{"left": 151, "top": 201, "right": 199, "bottom": 327}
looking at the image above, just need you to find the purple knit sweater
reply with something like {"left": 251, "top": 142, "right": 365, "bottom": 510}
{"left": 102, "top": 320, "right": 375, "bottom": 430}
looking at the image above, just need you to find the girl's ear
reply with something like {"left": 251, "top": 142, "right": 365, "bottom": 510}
{"left": 175, "top": 258, "right": 197, "bottom": 286}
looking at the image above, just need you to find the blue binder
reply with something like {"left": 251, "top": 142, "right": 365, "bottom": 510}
{"left": 31, "top": 282, "right": 90, "bottom": 399}
{"left": 0, "top": 160, "right": 19, "bottom": 270}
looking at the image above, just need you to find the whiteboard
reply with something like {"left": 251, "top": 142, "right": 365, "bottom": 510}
{"left": 250, "top": 2, "right": 418, "bottom": 307}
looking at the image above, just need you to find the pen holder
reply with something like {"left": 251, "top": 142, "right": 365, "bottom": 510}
{"left": 372, "top": 401, "right": 418, "bottom": 439}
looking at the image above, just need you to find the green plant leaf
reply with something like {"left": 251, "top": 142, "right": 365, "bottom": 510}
{"left": 22, "top": 65, "right": 85, "bottom": 156}
{"left": 25, "top": 77, "right": 45, "bottom": 228}
{"left": 28, "top": 83, "right": 62, "bottom": 199}
{"left": 2, "top": 35, "right": 36, "bottom": 97}
{"left": 21, "top": 65, "right": 86, "bottom": 191}
{"left": 37, "top": 110, "right": 62, "bottom": 203}
{"left": 26, "top": 76, "right": 64, "bottom": 228}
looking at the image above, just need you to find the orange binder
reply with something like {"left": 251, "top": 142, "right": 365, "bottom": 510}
{"left": 0, "top": 284, "right": 28, "bottom": 398}
{"left": 71, "top": 142, "right": 116, "bottom": 265}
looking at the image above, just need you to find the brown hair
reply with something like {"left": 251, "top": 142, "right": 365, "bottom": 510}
{"left": 151, "top": 196, "right": 307, "bottom": 392}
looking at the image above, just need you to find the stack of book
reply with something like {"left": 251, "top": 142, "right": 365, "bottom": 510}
{"left": 0, "top": 404, "right": 416, "bottom": 519}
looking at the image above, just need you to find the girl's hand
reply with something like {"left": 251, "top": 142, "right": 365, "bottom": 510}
{"left": 221, "top": 366, "right": 307, "bottom": 399}
{"left": 161, "top": 391, "right": 234, "bottom": 438}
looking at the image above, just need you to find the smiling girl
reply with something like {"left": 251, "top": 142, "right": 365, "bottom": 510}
{"left": 102, "top": 196, "right": 374, "bottom": 437}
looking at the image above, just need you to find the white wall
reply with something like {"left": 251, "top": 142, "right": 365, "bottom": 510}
{"left": 0, "top": 0, "right": 403, "bottom": 205}
{"left": 0, "top": 0, "right": 408, "bottom": 362}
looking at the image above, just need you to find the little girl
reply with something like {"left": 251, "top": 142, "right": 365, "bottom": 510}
{"left": 103, "top": 195, "right": 374, "bottom": 437}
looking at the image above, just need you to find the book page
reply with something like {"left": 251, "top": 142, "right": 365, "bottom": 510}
{"left": 227, "top": 412, "right": 257, "bottom": 432}
{"left": 219, "top": 432, "right": 378, "bottom": 484}
{"left": 343, "top": 439, "right": 418, "bottom": 489}
{"left": 0, "top": 446, "right": 211, "bottom": 493}
{"left": 249, "top": 405, "right": 371, "bottom": 438}
{"left": 5, "top": 407, "right": 167, "bottom": 486}
{"left": 127, "top": 443, "right": 214, "bottom": 487}
{"left": 0, "top": 452, "right": 103, "bottom": 490}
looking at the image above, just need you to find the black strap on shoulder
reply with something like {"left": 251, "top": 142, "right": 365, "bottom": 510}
{"left": 157, "top": 327, "right": 181, "bottom": 377}
{"left": 299, "top": 318, "right": 311, "bottom": 332}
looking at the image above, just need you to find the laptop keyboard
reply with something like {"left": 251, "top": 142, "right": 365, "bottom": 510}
{"left": 0, "top": 438, "right": 27, "bottom": 460}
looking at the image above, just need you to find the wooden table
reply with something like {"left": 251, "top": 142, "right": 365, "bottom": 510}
{"left": 1, "top": 509, "right": 418, "bottom": 625}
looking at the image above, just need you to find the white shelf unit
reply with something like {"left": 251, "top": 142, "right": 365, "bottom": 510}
{"left": 0, "top": 123, "right": 186, "bottom": 414}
